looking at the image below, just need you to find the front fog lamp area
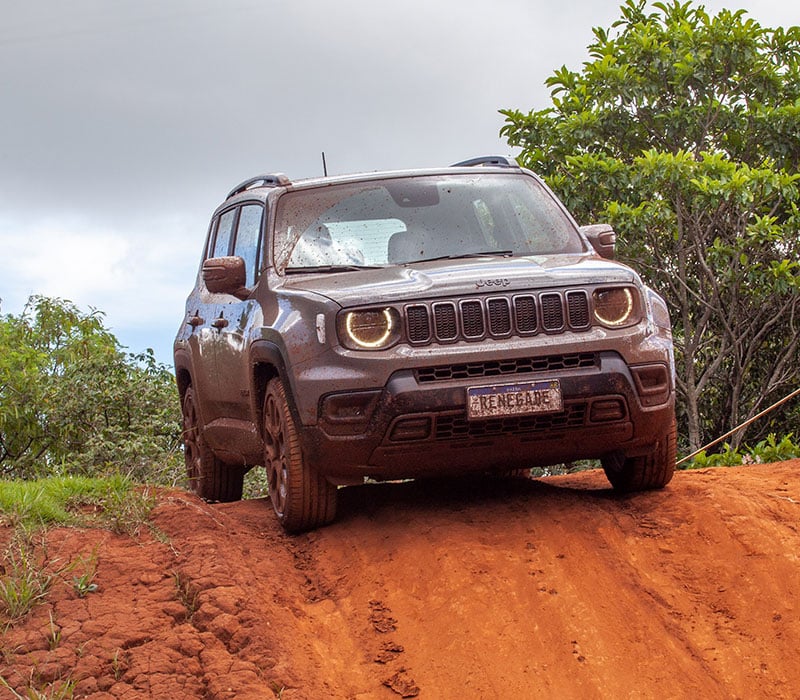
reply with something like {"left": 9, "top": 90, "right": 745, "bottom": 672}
{"left": 339, "top": 308, "right": 401, "bottom": 349}
{"left": 593, "top": 288, "right": 636, "bottom": 327}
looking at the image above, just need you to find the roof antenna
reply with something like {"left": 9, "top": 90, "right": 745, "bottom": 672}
{"left": 322, "top": 151, "right": 328, "bottom": 177}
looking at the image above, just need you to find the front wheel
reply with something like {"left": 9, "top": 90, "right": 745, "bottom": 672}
{"left": 262, "top": 378, "right": 337, "bottom": 532}
{"left": 602, "top": 418, "right": 676, "bottom": 492}
{"left": 182, "top": 386, "right": 245, "bottom": 502}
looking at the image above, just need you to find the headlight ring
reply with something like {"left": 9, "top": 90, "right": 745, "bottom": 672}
{"left": 593, "top": 287, "right": 636, "bottom": 327}
{"left": 339, "top": 308, "right": 401, "bottom": 349}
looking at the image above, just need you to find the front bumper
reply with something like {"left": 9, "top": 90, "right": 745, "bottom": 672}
{"left": 300, "top": 350, "right": 675, "bottom": 481}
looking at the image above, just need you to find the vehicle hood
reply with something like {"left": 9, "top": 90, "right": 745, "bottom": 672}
{"left": 280, "top": 254, "right": 640, "bottom": 308}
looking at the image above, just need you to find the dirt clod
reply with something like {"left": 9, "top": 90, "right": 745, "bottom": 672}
{"left": 382, "top": 668, "right": 420, "bottom": 697}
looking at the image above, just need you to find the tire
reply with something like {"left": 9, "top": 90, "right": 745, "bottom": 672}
{"left": 263, "top": 377, "right": 337, "bottom": 533}
{"left": 182, "top": 386, "right": 245, "bottom": 502}
{"left": 602, "top": 418, "right": 677, "bottom": 492}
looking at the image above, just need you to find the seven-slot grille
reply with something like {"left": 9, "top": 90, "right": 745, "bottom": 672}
{"left": 405, "top": 291, "right": 590, "bottom": 345}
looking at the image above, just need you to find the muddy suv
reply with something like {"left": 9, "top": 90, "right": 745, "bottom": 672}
{"left": 174, "top": 156, "right": 676, "bottom": 532}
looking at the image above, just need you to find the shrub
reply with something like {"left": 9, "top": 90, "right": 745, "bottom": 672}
{"left": 0, "top": 296, "right": 182, "bottom": 483}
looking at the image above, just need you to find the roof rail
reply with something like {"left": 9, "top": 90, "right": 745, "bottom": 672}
{"left": 451, "top": 155, "right": 519, "bottom": 168}
{"left": 227, "top": 173, "right": 291, "bottom": 199}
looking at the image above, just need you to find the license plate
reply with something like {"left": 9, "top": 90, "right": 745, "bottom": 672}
{"left": 467, "top": 380, "right": 563, "bottom": 419}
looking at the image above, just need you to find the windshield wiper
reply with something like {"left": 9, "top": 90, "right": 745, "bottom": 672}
{"left": 452, "top": 250, "right": 514, "bottom": 259}
{"left": 407, "top": 250, "right": 515, "bottom": 264}
{"left": 285, "top": 264, "right": 386, "bottom": 274}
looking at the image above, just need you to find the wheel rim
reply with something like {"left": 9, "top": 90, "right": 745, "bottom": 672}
{"left": 182, "top": 391, "right": 202, "bottom": 484}
{"left": 263, "top": 392, "right": 288, "bottom": 516}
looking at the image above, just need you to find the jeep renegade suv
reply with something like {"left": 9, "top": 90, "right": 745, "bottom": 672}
{"left": 174, "top": 156, "right": 676, "bottom": 532}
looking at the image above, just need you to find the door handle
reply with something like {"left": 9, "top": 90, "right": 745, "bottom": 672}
{"left": 187, "top": 315, "right": 204, "bottom": 327}
{"left": 211, "top": 317, "right": 229, "bottom": 329}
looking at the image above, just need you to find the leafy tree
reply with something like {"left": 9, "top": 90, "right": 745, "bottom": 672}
{"left": 501, "top": 0, "right": 800, "bottom": 451}
{"left": 0, "top": 296, "right": 182, "bottom": 481}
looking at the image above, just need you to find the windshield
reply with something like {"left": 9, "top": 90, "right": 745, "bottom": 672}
{"left": 273, "top": 173, "right": 585, "bottom": 272}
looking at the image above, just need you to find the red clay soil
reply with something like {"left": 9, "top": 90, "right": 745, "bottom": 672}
{"left": 2, "top": 461, "right": 800, "bottom": 699}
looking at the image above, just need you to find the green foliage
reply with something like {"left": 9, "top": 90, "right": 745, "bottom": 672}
{"left": 502, "top": 0, "right": 800, "bottom": 451}
{"left": 685, "top": 433, "right": 800, "bottom": 468}
{"left": 243, "top": 466, "right": 270, "bottom": 500}
{"left": 0, "top": 296, "right": 182, "bottom": 482}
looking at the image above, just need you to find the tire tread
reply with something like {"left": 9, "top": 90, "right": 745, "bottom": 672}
{"left": 603, "top": 418, "right": 677, "bottom": 492}
{"left": 265, "top": 378, "right": 337, "bottom": 532}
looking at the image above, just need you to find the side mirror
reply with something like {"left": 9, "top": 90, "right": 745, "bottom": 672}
{"left": 580, "top": 224, "right": 617, "bottom": 260}
{"left": 202, "top": 256, "right": 248, "bottom": 298}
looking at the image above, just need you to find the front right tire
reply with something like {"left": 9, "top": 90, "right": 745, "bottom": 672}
{"left": 262, "top": 378, "right": 337, "bottom": 533}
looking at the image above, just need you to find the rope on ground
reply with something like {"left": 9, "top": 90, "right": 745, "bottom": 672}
{"left": 676, "top": 385, "right": 800, "bottom": 467}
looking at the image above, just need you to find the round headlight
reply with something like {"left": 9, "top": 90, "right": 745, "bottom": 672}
{"left": 593, "top": 288, "right": 635, "bottom": 327}
{"left": 340, "top": 308, "right": 401, "bottom": 349}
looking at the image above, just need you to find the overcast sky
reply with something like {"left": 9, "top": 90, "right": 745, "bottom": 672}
{"left": 2, "top": 0, "right": 797, "bottom": 365}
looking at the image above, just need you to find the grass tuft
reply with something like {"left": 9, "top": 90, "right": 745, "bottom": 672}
{"left": 0, "top": 475, "right": 152, "bottom": 532}
{"left": 0, "top": 536, "right": 54, "bottom": 622}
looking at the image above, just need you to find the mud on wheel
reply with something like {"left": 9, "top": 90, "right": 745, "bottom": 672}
{"left": 262, "top": 377, "right": 337, "bottom": 532}
{"left": 182, "top": 385, "right": 244, "bottom": 502}
{"left": 602, "top": 418, "right": 677, "bottom": 492}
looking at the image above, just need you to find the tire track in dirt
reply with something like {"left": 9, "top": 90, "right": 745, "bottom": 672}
{"left": 293, "top": 465, "right": 800, "bottom": 699}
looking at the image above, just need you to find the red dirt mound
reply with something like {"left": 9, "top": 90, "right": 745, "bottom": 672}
{"left": 2, "top": 461, "right": 799, "bottom": 698}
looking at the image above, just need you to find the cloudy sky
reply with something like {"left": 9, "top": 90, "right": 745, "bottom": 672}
{"left": 2, "top": 0, "right": 797, "bottom": 365}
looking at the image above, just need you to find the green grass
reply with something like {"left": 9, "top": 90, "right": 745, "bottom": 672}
{"left": 0, "top": 675, "right": 75, "bottom": 700}
{"left": 0, "top": 536, "right": 54, "bottom": 621}
{"left": 0, "top": 474, "right": 148, "bottom": 532}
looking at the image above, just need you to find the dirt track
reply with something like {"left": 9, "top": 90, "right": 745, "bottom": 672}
{"left": 2, "top": 462, "right": 800, "bottom": 699}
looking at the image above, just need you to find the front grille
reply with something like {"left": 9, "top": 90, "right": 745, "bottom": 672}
{"left": 434, "top": 403, "right": 587, "bottom": 440}
{"left": 461, "top": 300, "right": 484, "bottom": 338}
{"left": 541, "top": 293, "right": 564, "bottom": 330}
{"left": 567, "top": 291, "right": 591, "bottom": 328}
{"left": 514, "top": 296, "right": 537, "bottom": 333}
{"left": 416, "top": 352, "right": 598, "bottom": 383}
{"left": 406, "top": 305, "right": 431, "bottom": 341}
{"left": 487, "top": 298, "right": 512, "bottom": 336}
{"left": 405, "top": 290, "right": 590, "bottom": 345}
{"left": 433, "top": 302, "right": 458, "bottom": 341}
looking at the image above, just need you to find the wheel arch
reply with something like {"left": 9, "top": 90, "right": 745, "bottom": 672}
{"left": 173, "top": 348, "right": 194, "bottom": 401}
{"left": 249, "top": 340, "right": 302, "bottom": 439}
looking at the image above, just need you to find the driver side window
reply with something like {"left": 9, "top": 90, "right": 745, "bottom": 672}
{"left": 233, "top": 204, "right": 263, "bottom": 286}
{"left": 210, "top": 209, "right": 236, "bottom": 258}
{"left": 205, "top": 204, "right": 264, "bottom": 288}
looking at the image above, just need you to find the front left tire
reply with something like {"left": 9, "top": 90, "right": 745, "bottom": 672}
{"left": 263, "top": 377, "right": 337, "bottom": 532}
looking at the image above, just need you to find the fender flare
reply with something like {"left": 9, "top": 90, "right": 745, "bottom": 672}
{"left": 248, "top": 339, "right": 305, "bottom": 434}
